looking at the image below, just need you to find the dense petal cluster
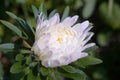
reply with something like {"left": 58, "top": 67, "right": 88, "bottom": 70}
{"left": 32, "top": 13, "right": 95, "bottom": 67}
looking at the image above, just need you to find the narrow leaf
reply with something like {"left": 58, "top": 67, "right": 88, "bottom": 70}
{"left": 39, "top": 3, "right": 47, "bottom": 19}
{"left": 16, "top": 18, "right": 34, "bottom": 45}
{"left": 6, "top": 11, "right": 34, "bottom": 45}
{"left": 32, "top": 5, "right": 39, "bottom": 19}
{"left": 48, "top": 9, "right": 57, "bottom": 19}
{"left": 0, "top": 20, "right": 22, "bottom": 38}
{"left": 61, "top": 6, "right": 70, "bottom": 21}
{"left": 84, "top": 45, "right": 98, "bottom": 53}
{"left": 78, "top": 56, "right": 103, "bottom": 67}
{"left": 60, "top": 73, "right": 86, "bottom": 80}
{"left": 61, "top": 66, "right": 87, "bottom": 80}
{"left": 6, "top": 11, "right": 17, "bottom": 19}
{"left": 0, "top": 43, "right": 14, "bottom": 51}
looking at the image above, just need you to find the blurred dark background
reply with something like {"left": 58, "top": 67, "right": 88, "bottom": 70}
{"left": 0, "top": 0, "right": 120, "bottom": 80}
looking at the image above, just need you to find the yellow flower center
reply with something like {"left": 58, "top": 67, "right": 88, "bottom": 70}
{"left": 57, "top": 37, "right": 63, "bottom": 43}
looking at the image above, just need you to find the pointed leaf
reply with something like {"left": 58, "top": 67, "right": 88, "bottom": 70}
{"left": 6, "top": 11, "right": 34, "bottom": 45}
{"left": 16, "top": 18, "right": 34, "bottom": 45}
{"left": 61, "top": 66, "right": 87, "bottom": 80}
{"left": 48, "top": 9, "right": 57, "bottom": 19}
{"left": 6, "top": 11, "right": 17, "bottom": 19}
{"left": 61, "top": 6, "right": 70, "bottom": 21}
{"left": 84, "top": 45, "right": 98, "bottom": 53}
{"left": 60, "top": 66, "right": 87, "bottom": 80}
{"left": 32, "top": 5, "right": 39, "bottom": 19}
{"left": 77, "top": 56, "right": 103, "bottom": 67}
{"left": 61, "top": 73, "right": 86, "bottom": 80}
{"left": 0, "top": 20, "right": 22, "bottom": 38}
{"left": 39, "top": 3, "right": 47, "bottom": 19}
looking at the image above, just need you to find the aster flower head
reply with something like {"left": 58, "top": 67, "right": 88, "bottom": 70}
{"left": 32, "top": 13, "right": 95, "bottom": 67}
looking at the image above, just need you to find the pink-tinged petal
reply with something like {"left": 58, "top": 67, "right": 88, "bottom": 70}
{"left": 82, "top": 32, "right": 94, "bottom": 45}
{"left": 79, "top": 28, "right": 93, "bottom": 43}
{"left": 73, "top": 20, "right": 89, "bottom": 33}
{"left": 36, "top": 13, "right": 45, "bottom": 30}
{"left": 81, "top": 43, "right": 95, "bottom": 51}
{"left": 62, "top": 15, "right": 79, "bottom": 27}
{"left": 49, "top": 13, "right": 60, "bottom": 26}
{"left": 71, "top": 52, "right": 88, "bottom": 62}
{"left": 42, "top": 59, "right": 60, "bottom": 67}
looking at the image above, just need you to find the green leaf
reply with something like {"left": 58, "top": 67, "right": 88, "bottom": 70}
{"left": 39, "top": 3, "right": 47, "bottom": 19}
{"left": 32, "top": 5, "right": 39, "bottom": 19}
{"left": 53, "top": 69, "right": 61, "bottom": 80}
{"left": 48, "top": 9, "right": 57, "bottom": 19}
{"left": 16, "top": 18, "right": 34, "bottom": 45}
{"left": 0, "top": 43, "right": 14, "bottom": 51}
{"left": 10, "top": 62, "right": 24, "bottom": 73}
{"left": 0, "top": 20, "right": 23, "bottom": 38}
{"left": 61, "top": 66, "right": 86, "bottom": 75}
{"left": 6, "top": 11, "right": 34, "bottom": 45}
{"left": 36, "top": 75, "right": 41, "bottom": 80}
{"left": 20, "top": 49, "right": 31, "bottom": 54}
{"left": 27, "top": 71, "right": 35, "bottom": 80}
{"left": 24, "top": 67, "right": 31, "bottom": 75}
{"left": 84, "top": 45, "right": 98, "bottom": 53}
{"left": 61, "top": 66, "right": 87, "bottom": 80}
{"left": 77, "top": 56, "right": 103, "bottom": 67}
{"left": 39, "top": 67, "right": 49, "bottom": 76}
{"left": 61, "top": 73, "right": 86, "bottom": 80}
{"left": 15, "top": 54, "right": 24, "bottom": 61}
{"left": 61, "top": 6, "right": 70, "bottom": 21}
{"left": 6, "top": 11, "right": 17, "bottom": 19}
{"left": 26, "top": 56, "right": 32, "bottom": 65}
{"left": 29, "top": 62, "right": 37, "bottom": 67}
{"left": 82, "top": 0, "right": 96, "bottom": 18}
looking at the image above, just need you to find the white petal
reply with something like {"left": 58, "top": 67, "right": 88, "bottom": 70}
{"left": 79, "top": 52, "right": 88, "bottom": 58}
{"left": 49, "top": 13, "right": 60, "bottom": 26}
{"left": 73, "top": 20, "right": 89, "bottom": 32}
{"left": 79, "top": 28, "right": 93, "bottom": 43}
{"left": 36, "top": 13, "right": 45, "bottom": 30}
{"left": 82, "top": 43, "right": 95, "bottom": 51}
{"left": 82, "top": 32, "right": 94, "bottom": 45}
{"left": 80, "top": 20, "right": 89, "bottom": 31}
{"left": 42, "top": 59, "right": 60, "bottom": 67}
{"left": 62, "top": 15, "right": 79, "bottom": 27}
{"left": 71, "top": 52, "right": 88, "bottom": 62}
{"left": 59, "top": 56, "right": 72, "bottom": 65}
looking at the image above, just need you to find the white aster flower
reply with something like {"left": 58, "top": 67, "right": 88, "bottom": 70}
{"left": 31, "top": 13, "right": 95, "bottom": 67}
